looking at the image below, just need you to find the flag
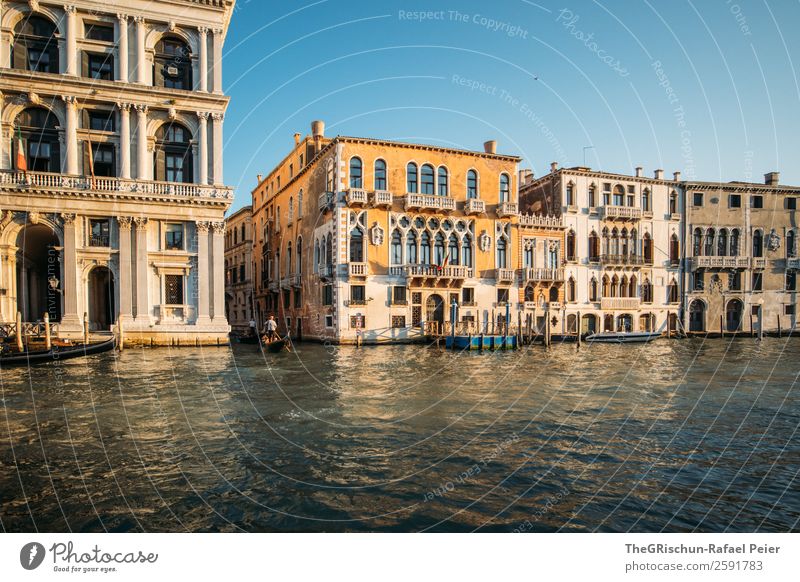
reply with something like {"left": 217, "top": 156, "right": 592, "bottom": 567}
{"left": 15, "top": 126, "right": 27, "bottom": 173}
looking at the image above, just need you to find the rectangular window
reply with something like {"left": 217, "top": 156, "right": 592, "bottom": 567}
{"left": 294, "top": 289, "right": 302, "bottom": 308}
{"left": 88, "top": 110, "right": 115, "bottom": 132}
{"left": 164, "top": 274, "right": 184, "bottom": 305}
{"left": 751, "top": 306, "right": 760, "bottom": 316}
{"left": 786, "top": 271, "right": 797, "bottom": 292}
{"left": 84, "top": 23, "right": 114, "bottom": 42}
{"left": 728, "top": 271, "right": 741, "bottom": 291}
{"left": 325, "top": 315, "right": 333, "bottom": 328}
{"left": 322, "top": 284, "right": 333, "bottom": 306}
{"left": 412, "top": 306, "right": 422, "bottom": 326}
{"left": 91, "top": 143, "right": 115, "bottom": 177}
{"left": 165, "top": 223, "right": 184, "bottom": 250}
{"left": 283, "top": 290, "right": 291, "bottom": 308}
{"left": 787, "top": 197, "right": 797, "bottom": 210}
{"left": 289, "top": 164, "right": 294, "bottom": 178}
{"left": 753, "top": 272, "right": 763, "bottom": 292}
{"left": 785, "top": 304, "right": 795, "bottom": 316}
{"left": 693, "top": 192, "right": 704, "bottom": 207}
{"left": 694, "top": 272, "right": 704, "bottom": 291}
{"left": 462, "top": 288, "right": 475, "bottom": 305}
{"left": 392, "top": 286, "right": 407, "bottom": 305}
{"left": 165, "top": 152, "right": 186, "bottom": 183}
{"left": 729, "top": 194, "right": 741, "bottom": 208}
{"left": 350, "top": 285, "right": 366, "bottom": 304}
{"left": 391, "top": 315, "right": 406, "bottom": 329}
{"left": 497, "top": 288, "right": 509, "bottom": 304}
{"left": 87, "top": 52, "right": 114, "bottom": 80}
{"left": 751, "top": 195, "right": 763, "bottom": 209}
{"left": 89, "top": 219, "right": 110, "bottom": 247}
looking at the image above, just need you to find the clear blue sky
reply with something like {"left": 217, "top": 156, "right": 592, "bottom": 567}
{"left": 221, "top": 0, "right": 800, "bottom": 212}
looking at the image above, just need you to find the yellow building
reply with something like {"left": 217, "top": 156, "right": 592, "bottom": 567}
{"left": 252, "top": 121, "right": 538, "bottom": 343}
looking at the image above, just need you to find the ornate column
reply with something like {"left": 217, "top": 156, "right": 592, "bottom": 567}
{"left": 62, "top": 96, "right": 78, "bottom": 175}
{"left": 134, "top": 104, "right": 148, "bottom": 180}
{"left": 0, "top": 91, "right": 4, "bottom": 170}
{"left": 197, "top": 112, "right": 209, "bottom": 185}
{"left": 133, "top": 217, "right": 150, "bottom": 322}
{"left": 0, "top": 2, "right": 7, "bottom": 69}
{"left": 211, "top": 112, "right": 223, "bottom": 185}
{"left": 195, "top": 221, "right": 211, "bottom": 324}
{"left": 134, "top": 16, "right": 147, "bottom": 85}
{"left": 116, "top": 216, "right": 133, "bottom": 320}
{"left": 60, "top": 213, "right": 82, "bottom": 331}
{"left": 211, "top": 28, "right": 223, "bottom": 93}
{"left": 198, "top": 27, "right": 208, "bottom": 92}
{"left": 211, "top": 221, "right": 226, "bottom": 322}
{"left": 118, "top": 103, "right": 131, "bottom": 179}
{"left": 64, "top": 5, "right": 77, "bottom": 75}
{"left": 117, "top": 14, "right": 129, "bottom": 82}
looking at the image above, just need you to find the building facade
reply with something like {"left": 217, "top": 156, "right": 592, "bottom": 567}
{"left": 252, "top": 122, "right": 528, "bottom": 344}
{"left": 521, "top": 165, "right": 684, "bottom": 335}
{"left": 0, "top": 0, "right": 235, "bottom": 345}
{"left": 224, "top": 204, "right": 253, "bottom": 333}
{"left": 683, "top": 173, "right": 799, "bottom": 334}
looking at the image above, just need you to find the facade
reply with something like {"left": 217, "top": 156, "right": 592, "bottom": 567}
{"left": 252, "top": 122, "right": 528, "bottom": 344}
{"left": 521, "top": 165, "right": 684, "bottom": 335}
{"left": 0, "top": 0, "right": 235, "bottom": 345}
{"left": 224, "top": 204, "right": 253, "bottom": 333}
{"left": 683, "top": 173, "right": 799, "bottom": 334}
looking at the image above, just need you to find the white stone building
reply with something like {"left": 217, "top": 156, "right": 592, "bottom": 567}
{"left": 0, "top": 0, "right": 235, "bottom": 345}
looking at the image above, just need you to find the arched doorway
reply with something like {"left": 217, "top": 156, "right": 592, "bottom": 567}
{"left": 581, "top": 314, "right": 597, "bottom": 335}
{"left": 88, "top": 267, "right": 115, "bottom": 331}
{"left": 726, "top": 299, "right": 743, "bottom": 332}
{"left": 617, "top": 314, "right": 633, "bottom": 332}
{"left": 639, "top": 313, "right": 655, "bottom": 332}
{"left": 689, "top": 300, "right": 705, "bottom": 332}
{"left": 16, "top": 224, "right": 61, "bottom": 322}
{"left": 426, "top": 294, "right": 445, "bottom": 332}
{"left": 603, "top": 314, "right": 614, "bottom": 332}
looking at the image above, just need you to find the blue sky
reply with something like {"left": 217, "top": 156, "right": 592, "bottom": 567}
{"left": 222, "top": 0, "right": 800, "bottom": 212}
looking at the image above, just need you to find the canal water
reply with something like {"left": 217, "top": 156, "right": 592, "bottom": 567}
{"left": 1, "top": 338, "right": 798, "bottom": 532}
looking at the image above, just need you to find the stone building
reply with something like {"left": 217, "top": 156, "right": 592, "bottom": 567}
{"left": 251, "top": 122, "right": 526, "bottom": 344}
{"left": 0, "top": 0, "right": 235, "bottom": 345}
{"left": 224, "top": 204, "right": 253, "bottom": 333}
{"left": 521, "top": 165, "right": 684, "bottom": 335}
{"left": 683, "top": 172, "right": 799, "bottom": 334}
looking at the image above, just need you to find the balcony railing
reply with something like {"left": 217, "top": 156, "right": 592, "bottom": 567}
{"left": 497, "top": 201, "right": 518, "bottom": 217}
{"left": 349, "top": 262, "right": 369, "bottom": 277}
{"left": 601, "top": 298, "right": 641, "bottom": 310}
{"left": 751, "top": 258, "right": 767, "bottom": 270}
{"left": 392, "top": 265, "right": 473, "bottom": 279}
{"left": 0, "top": 170, "right": 233, "bottom": 200}
{"left": 547, "top": 302, "right": 563, "bottom": 311}
{"left": 345, "top": 299, "right": 368, "bottom": 307}
{"left": 519, "top": 268, "right": 565, "bottom": 283}
{"left": 372, "top": 190, "right": 393, "bottom": 207}
{"left": 519, "top": 214, "right": 564, "bottom": 228}
{"left": 346, "top": 188, "right": 368, "bottom": 205}
{"left": 404, "top": 194, "right": 456, "bottom": 212}
{"left": 600, "top": 206, "right": 643, "bottom": 220}
{"left": 691, "top": 256, "right": 750, "bottom": 270}
{"left": 318, "top": 191, "right": 334, "bottom": 212}
{"left": 464, "top": 199, "right": 485, "bottom": 215}
{"left": 289, "top": 273, "right": 302, "bottom": 287}
{"left": 600, "top": 254, "right": 645, "bottom": 267}
{"left": 493, "top": 268, "right": 515, "bottom": 282}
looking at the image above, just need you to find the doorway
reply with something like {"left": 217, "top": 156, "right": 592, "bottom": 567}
{"left": 88, "top": 266, "right": 115, "bottom": 330}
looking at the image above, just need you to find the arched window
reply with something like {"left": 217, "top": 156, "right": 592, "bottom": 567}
{"left": 602, "top": 276, "right": 610, "bottom": 297}
{"left": 420, "top": 231, "right": 431, "bottom": 264}
{"left": 642, "top": 189, "right": 651, "bottom": 212}
{"left": 467, "top": 170, "right": 478, "bottom": 199}
{"left": 286, "top": 242, "right": 292, "bottom": 275}
{"left": 704, "top": 228, "right": 715, "bottom": 256}
{"left": 642, "top": 279, "right": 653, "bottom": 303}
{"left": 717, "top": 229, "right": 728, "bottom": 257}
{"left": 588, "top": 184, "right": 596, "bottom": 207}
{"left": 787, "top": 230, "right": 796, "bottom": 258}
{"left": 601, "top": 228, "right": 610, "bottom": 256}
{"left": 448, "top": 234, "right": 459, "bottom": 265}
{"left": 693, "top": 228, "right": 703, "bottom": 256}
{"left": 438, "top": 167, "right": 449, "bottom": 196}
{"left": 668, "top": 278, "right": 679, "bottom": 303}
{"left": 620, "top": 275, "right": 628, "bottom": 298}
{"left": 349, "top": 157, "right": 363, "bottom": 188}
{"left": 643, "top": 233, "right": 653, "bottom": 263}
{"left": 669, "top": 190, "right": 678, "bottom": 214}
{"left": 296, "top": 237, "right": 303, "bottom": 274}
{"left": 500, "top": 173, "right": 511, "bottom": 202}
{"left": 613, "top": 185, "right": 625, "bottom": 206}
{"left": 611, "top": 228, "right": 620, "bottom": 256}
{"left": 421, "top": 164, "right": 435, "bottom": 195}
{"left": 14, "top": 107, "right": 60, "bottom": 172}
{"left": 524, "top": 285, "right": 535, "bottom": 302}
{"left": 154, "top": 36, "right": 192, "bottom": 90}
{"left": 325, "top": 233, "right": 333, "bottom": 265}
{"left": 566, "top": 230, "right": 576, "bottom": 261}
{"left": 155, "top": 122, "right": 193, "bottom": 183}
{"left": 565, "top": 182, "right": 574, "bottom": 206}
{"left": 314, "top": 240, "right": 320, "bottom": 273}
{"left": 753, "top": 230, "right": 763, "bottom": 258}
{"left": 730, "top": 229, "right": 740, "bottom": 256}
{"left": 288, "top": 196, "right": 294, "bottom": 223}
{"left": 547, "top": 243, "right": 558, "bottom": 268}
{"left": 434, "top": 233, "right": 445, "bottom": 265}
{"left": 349, "top": 228, "right": 364, "bottom": 263}
{"left": 629, "top": 275, "right": 637, "bottom": 298}
{"left": 325, "top": 161, "right": 335, "bottom": 192}
{"left": 374, "top": 159, "right": 387, "bottom": 191}
{"left": 462, "top": 235, "right": 473, "bottom": 268}
{"left": 588, "top": 231, "right": 600, "bottom": 261}
{"left": 297, "top": 190, "right": 303, "bottom": 218}
{"left": 567, "top": 277, "right": 576, "bottom": 302}
{"left": 496, "top": 237, "right": 508, "bottom": 268}
{"left": 391, "top": 229, "right": 402, "bottom": 265}
{"left": 406, "top": 231, "right": 418, "bottom": 264}
{"left": 589, "top": 277, "right": 599, "bottom": 301}
{"left": 670, "top": 234, "right": 680, "bottom": 264}
{"left": 12, "top": 16, "right": 59, "bottom": 73}
{"left": 406, "top": 162, "right": 418, "bottom": 193}
{"left": 523, "top": 241, "right": 534, "bottom": 267}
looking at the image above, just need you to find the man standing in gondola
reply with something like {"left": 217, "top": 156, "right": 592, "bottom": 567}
{"left": 265, "top": 315, "right": 278, "bottom": 342}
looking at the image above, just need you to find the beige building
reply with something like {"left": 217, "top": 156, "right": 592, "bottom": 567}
{"left": 0, "top": 0, "right": 235, "bottom": 345}
{"left": 224, "top": 205, "right": 253, "bottom": 334}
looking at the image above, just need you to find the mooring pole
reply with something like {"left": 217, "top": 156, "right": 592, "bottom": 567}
{"left": 118, "top": 318, "right": 125, "bottom": 352}
{"left": 777, "top": 315, "right": 781, "bottom": 338}
{"left": 16, "top": 311, "right": 23, "bottom": 352}
{"left": 451, "top": 299, "right": 457, "bottom": 349}
{"left": 759, "top": 306, "right": 764, "bottom": 341}
{"left": 576, "top": 311, "right": 582, "bottom": 348}
{"left": 83, "top": 312, "right": 90, "bottom": 344}
{"left": 43, "top": 312, "right": 51, "bottom": 351}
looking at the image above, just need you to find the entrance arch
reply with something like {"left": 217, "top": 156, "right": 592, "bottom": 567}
{"left": 426, "top": 294, "right": 445, "bottom": 332}
{"left": 689, "top": 300, "right": 706, "bottom": 332}
{"left": 617, "top": 314, "right": 633, "bottom": 332}
{"left": 726, "top": 299, "right": 744, "bottom": 332}
{"left": 16, "top": 224, "right": 61, "bottom": 322}
{"left": 88, "top": 266, "right": 115, "bottom": 330}
{"left": 581, "top": 314, "right": 597, "bottom": 335}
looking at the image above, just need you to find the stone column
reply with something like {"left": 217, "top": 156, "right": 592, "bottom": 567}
{"left": 133, "top": 217, "right": 150, "bottom": 322}
{"left": 198, "top": 27, "right": 208, "bottom": 92}
{"left": 195, "top": 221, "right": 211, "bottom": 324}
{"left": 0, "top": 90, "right": 4, "bottom": 170}
{"left": 0, "top": 2, "right": 7, "bottom": 69}
{"left": 211, "top": 113, "right": 223, "bottom": 185}
{"left": 62, "top": 96, "right": 78, "bottom": 175}
{"left": 116, "top": 216, "right": 133, "bottom": 320}
{"left": 134, "top": 104, "right": 148, "bottom": 180}
{"left": 64, "top": 5, "right": 77, "bottom": 75}
{"left": 134, "top": 16, "right": 147, "bottom": 85}
{"left": 117, "top": 14, "right": 129, "bottom": 82}
{"left": 197, "top": 112, "right": 209, "bottom": 185}
{"left": 211, "top": 28, "right": 223, "bottom": 93}
{"left": 118, "top": 103, "right": 131, "bottom": 179}
{"left": 60, "top": 213, "right": 82, "bottom": 331}
{"left": 211, "top": 221, "right": 226, "bottom": 322}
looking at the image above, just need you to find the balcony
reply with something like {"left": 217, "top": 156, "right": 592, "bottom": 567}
{"left": 600, "top": 254, "right": 645, "bottom": 267}
{"left": 787, "top": 258, "right": 800, "bottom": 270}
{"left": 318, "top": 191, "right": 334, "bottom": 212}
{"left": 391, "top": 264, "right": 473, "bottom": 283}
{"left": 601, "top": 298, "right": 641, "bottom": 310}
{"left": 519, "top": 214, "right": 564, "bottom": 229}
{"left": 268, "top": 280, "right": 279, "bottom": 292}
{"left": 566, "top": 204, "right": 578, "bottom": 213}
{"left": 497, "top": 201, "right": 519, "bottom": 217}
{"left": 0, "top": 169, "right": 234, "bottom": 202}
{"left": 547, "top": 302, "right": 563, "bottom": 311}
{"left": 344, "top": 298, "right": 368, "bottom": 307}
{"left": 493, "top": 268, "right": 515, "bottom": 283}
{"left": 464, "top": 199, "right": 486, "bottom": 215}
{"left": 691, "top": 256, "right": 750, "bottom": 270}
{"left": 404, "top": 193, "right": 456, "bottom": 212}
{"left": 670, "top": 212, "right": 682, "bottom": 222}
{"left": 600, "top": 206, "right": 642, "bottom": 221}
{"left": 289, "top": 273, "right": 302, "bottom": 287}
{"left": 751, "top": 258, "right": 767, "bottom": 270}
{"left": 519, "top": 268, "right": 565, "bottom": 283}
{"left": 156, "top": 304, "right": 192, "bottom": 324}
{"left": 345, "top": 188, "right": 368, "bottom": 206}
{"left": 349, "top": 262, "right": 369, "bottom": 278}
{"left": 372, "top": 190, "right": 393, "bottom": 208}
{"left": 280, "top": 277, "right": 291, "bottom": 290}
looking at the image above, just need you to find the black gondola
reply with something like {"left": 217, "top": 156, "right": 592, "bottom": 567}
{"left": 261, "top": 336, "right": 289, "bottom": 353}
{"left": 0, "top": 336, "right": 117, "bottom": 367}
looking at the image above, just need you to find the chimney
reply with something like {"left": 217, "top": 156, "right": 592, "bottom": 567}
{"left": 311, "top": 120, "right": 325, "bottom": 139}
{"left": 654, "top": 169, "right": 664, "bottom": 180}
{"left": 673, "top": 171, "right": 681, "bottom": 181}
{"left": 518, "top": 169, "right": 534, "bottom": 187}
{"left": 635, "top": 166, "right": 643, "bottom": 178}
{"left": 550, "top": 161, "right": 559, "bottom": 173}
{"left": 765, "top": 171, "right": 780, "bottom": 186}
{"left": 257, "top": 174, "right": 263, "bottom": 183}
{"left": 294, "top": 133, "right": 301, "bottom": 146}
{"left": 483, "top": 140, "right": 497, "bottom": 154}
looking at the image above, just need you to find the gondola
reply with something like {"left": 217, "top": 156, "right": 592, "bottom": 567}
{"left": 585, "top": 331, "right": 662, "bottom": 344}
{"left": 261, "top": 335, "right": 290, "bottom": 353}
{"left": 0, "top": 335, "right": 117, "bottom": 367}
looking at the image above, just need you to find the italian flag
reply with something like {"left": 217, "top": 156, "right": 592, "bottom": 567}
{"left": 15, "top": 126, "right": 27, "bottom": 173}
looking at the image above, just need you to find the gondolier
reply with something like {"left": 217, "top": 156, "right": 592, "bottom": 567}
{"left": 264, "top": 315, "right": 278, "bottom": 342}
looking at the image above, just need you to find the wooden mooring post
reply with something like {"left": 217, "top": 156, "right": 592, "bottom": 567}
{"left": 720, "top": 314, "right": 724, "bottom": 337}
{"left": 43, "top": 312, "right": 51, "bottom": 351}
{"left": 777, "top": 315, "right": 782, "bottom": 338}
{"left": 83, "top": 312, "right": 90, "bottom": 344}
{"left": 576, "top": 311, "right": 582, "bottom": 348}
{"left": 15, "top": 311, "right": 23, "bottom": 352}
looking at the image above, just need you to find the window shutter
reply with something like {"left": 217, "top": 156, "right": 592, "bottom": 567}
{"left": 154, "top": 148, "right": 166, "bottom": 181}
{"left": 12, "top": 42, "right": 27, "bottom": 70}
{"left": 81, "top": 139, "right": 90, "bottom": 176}
{"left": 81, "top": 51, "right": 89, "bottom": 77}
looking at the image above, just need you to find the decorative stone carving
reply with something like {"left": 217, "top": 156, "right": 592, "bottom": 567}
{"left": 196, "top": 111, "right": 209, "bottom": 121}
{"left": 211, "top": 113, "right": 224, "bottom": 122}
{"left": 59, "top": 213, "right": 76, "bottom": 225}
{"left": 523, "top": 238, "right": 535, "bottom": 251}
{"left": 767, "top": 229, "right": 781, "bottom": 252}
{"left": 117, "top": 13, "right": 129, "bottom": 23}
{"left": 479, "top": 230, "right": 491, "bottom": 252}
{"left": 196, "top": 221, "right": 211, "bottom": 234}
{"left": 116, "top": 216, "right": 133, "bottom": 230}
{"left": 211, "top": 222, "right": 225, "bottom": 234}
{"left": 369, "top": 222, "right": 384, "bottom": 246}
{"left": 133, "top": 216, "right": 148, "bottom": 230}
{"left": 168, "top": 107, "right": 177, "bottom": 120}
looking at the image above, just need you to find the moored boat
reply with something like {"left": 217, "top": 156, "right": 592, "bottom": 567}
{"left": 585, "top": 331, "right": 662, "bottom": 344}
{"left": 0, "top": 335, "right": 117, "bottom": 367}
